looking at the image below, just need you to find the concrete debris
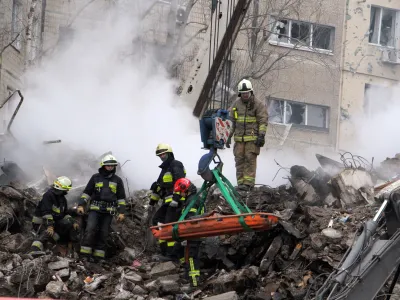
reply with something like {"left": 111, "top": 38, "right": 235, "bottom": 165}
{"left": 149, "top": 261, "right": 177, "bottom": 278}
{"left": 48, "top": 259, "right": 70, "bottom": 270}
{"left": 205, "top": 291, "right": 239, "bottom": 300}
{"left": 0, "top": 155, "right": 399, "bottom": 299}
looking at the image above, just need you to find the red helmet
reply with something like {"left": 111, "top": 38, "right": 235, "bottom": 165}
{"left": 174, "top": 178, "right": 191, "bottom": 194}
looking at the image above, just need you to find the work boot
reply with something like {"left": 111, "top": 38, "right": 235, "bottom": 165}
{"left": 237, "top": 184, "right": 252, "bottom": 191}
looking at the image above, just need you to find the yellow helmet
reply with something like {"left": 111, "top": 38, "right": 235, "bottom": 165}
{"left": 100, "top": 154, "right": 118, "bottom": 166}
{"left": 53, "top": 176, "right": 72, "bottom": 191}
{"left": 156, "top": 143, "right": 173, "bottom": 156}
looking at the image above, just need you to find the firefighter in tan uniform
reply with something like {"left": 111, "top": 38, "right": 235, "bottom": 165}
{"left": 227, "top": 79, "right": 268, "bottom": 191}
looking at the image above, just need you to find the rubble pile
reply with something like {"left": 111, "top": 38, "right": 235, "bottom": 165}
{"left": 0, "top": 154, "right": 399, "bottom": 299}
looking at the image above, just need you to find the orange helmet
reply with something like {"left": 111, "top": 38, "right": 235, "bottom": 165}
{"left": 174, "top": 178, "right": 191, "bottom": 194}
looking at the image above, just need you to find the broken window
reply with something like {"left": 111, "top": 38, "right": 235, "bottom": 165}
{"left": 267, "top": 97, "right": 329, "bottom": 129}
{"left": 11, "top": 0, "right": 23, "bottom": 50}
{"left": 290, "top": 21, "right": 310, "bottom": 47}
{"left": 369, "top": 6, "right": 397, "bottom": 47}
{"left": 270, "top": 18, "right": 334, "bottom": 51}
{"left": 313, "top": 25, "right": 335, "bottom": 50}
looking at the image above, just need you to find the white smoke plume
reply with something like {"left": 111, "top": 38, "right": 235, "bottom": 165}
{"left": 5, "top": 1, "right": 320, "bottom": 190}
{"left": 347, "top": 84, "right": 400, "bottom": 164}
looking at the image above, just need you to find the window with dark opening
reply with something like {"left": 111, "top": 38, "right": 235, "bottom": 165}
{"left": 369, "top": 6, "right": 397, "bottom": 47}
{"left": 270, "top": 18, "right": 334, "bottom": 51}
{"left": 267, "top": 97, "right": 329, "bottom": 130}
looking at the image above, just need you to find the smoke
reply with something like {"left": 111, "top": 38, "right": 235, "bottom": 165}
{"left": 5, "top": 2, "right": 318, "bottom": 190}
{"left": 346, "top": 84, "right": 400, "bottom": 164}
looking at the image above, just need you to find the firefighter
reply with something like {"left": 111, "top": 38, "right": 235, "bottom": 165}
{"left": 149, "top": 143, "right": 186, "bottom": 258}
{"left": 77, "top": 154, "right": 126, "bottom": 260}
{"left": 227, "top": 79, "right": 268, "bottom": 191}
{"left": 172, "top": 178, "right": 202, "bottom": 288}
{"left": 29, "top": 176, "right": 79, "bottom": 256}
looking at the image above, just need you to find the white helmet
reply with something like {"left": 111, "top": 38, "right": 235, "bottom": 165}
{"left": 238, "top": 79, "right": 253, "bottom": 93}
{"left": 100, "top": 154, "right": 118, "bottom": 166}
{"left": 53, "top": 176, "right": 72, "bottom": 191}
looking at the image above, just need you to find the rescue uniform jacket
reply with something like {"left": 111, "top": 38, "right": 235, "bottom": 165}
{"left": 32, "top": 187, "right": 69, "bottom": 227}
{"left": 78, "top": 168, "right": 126, "bottom": 213}
{"left": 150, "top": 155, "right": 186, "bottom": 204}
{"left": 228, "top": 95, "right": 268, "bottom": 142}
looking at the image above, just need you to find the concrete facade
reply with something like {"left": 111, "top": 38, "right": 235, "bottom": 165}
{"left": 338, "top": 0, "right": 400, "bottom": 150}
{"left": 228, "top": 0, "right": 346, "bottom": 151}
{"left": 1, "top": 0, "right": 398, "bottom": 152}
{"left": 0, "top": 0, "right": 44, "bottom": 133}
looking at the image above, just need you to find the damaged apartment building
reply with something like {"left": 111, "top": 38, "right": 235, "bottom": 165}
{"left": 231, "top": 0, "right": 400, "bottom": 151}
{"left": 0, "top": 0, "right": 399, "bottom": 153}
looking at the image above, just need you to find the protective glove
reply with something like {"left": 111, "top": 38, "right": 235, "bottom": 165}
{"left": 181, "top": 240, "right": 188, "bottom": 246}
{"left": 117, "top": 214, "right": 125, "bottom": 222}
{"left": 255, "top": 134, "right": 265, "bottom": 147}
{"left": 169, "top": 200, "right": 179, "bottom": 208}
{"left": 77, "top": 206, "right": 85, "bottom": 215}
{"left": 73, "top": 223, "right": 79, "bottom": 230}
{"left": 46, "top": 226, "right": 54, "bottom": 237}
{"left": 226, "top": 136, "right": 232, "bottom": 148}
{"left": 150, "top": 181, "right": 160, "bottom": 192}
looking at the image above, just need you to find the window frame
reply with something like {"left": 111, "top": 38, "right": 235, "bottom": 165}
{"left": 268, "top": 17, "right": 335, "bottom": 55}
{"left": 11, "top": 0, "right": 23, "bottom": 51}
{"left": 368, "top": 6, "right": 400, "bottom": 48}
{"left": 267, "top": 97, "right": 330, "bottom": 132}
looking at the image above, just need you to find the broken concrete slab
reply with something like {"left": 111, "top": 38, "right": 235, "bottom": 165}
{"left": 45, "top": 281, "right": 64, "bottom": 298}
{"left": 132, "top": 284, "right": 147, "bottom": 295}
{"left": 331, "top": 169, "right": 375, "bottom": 207}
{"left": 206, "top": 291, "right": 239, "bottom": 300}
{"left": 260, "top": 236, "right": 282, "bottom": 274}
{"left": 125, "top": 271, "right": 143, "bottom": 284}
{"left": 144, "top": 279, "right": 160, "bottom": 292}
{"left": 149, "top": 261, "right": 177, "bottom": 278}
{"left": 279, "top": 220, "right": 306, "bottom": 239}
{"left": 56, "top": 268, "right": 70, "bottom": 281}
{"left": 115, "top": 289, "right": 134, "bottom": 300}
{"left": 48, "top": 259, "right": 70, "bottom": 270}
{"left": 159, "top": 279, "right": 180, "bottom": 294}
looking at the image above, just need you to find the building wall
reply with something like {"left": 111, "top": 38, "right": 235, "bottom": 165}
{"left": 231, "top": 0, "right": 346, "bottom": 150}
{"left": 338, "top": 0, "right": 400, "bottom": 150}
{"left": 0, "top": 0, "right": 43, "bottom": 134}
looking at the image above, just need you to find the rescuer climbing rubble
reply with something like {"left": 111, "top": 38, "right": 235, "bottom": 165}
{"left": 29, "top": 176, "right": 79, "bottom": 256}
{"left": 172, "top": 178, "right": 202, "bottom": 288}
{"left": 227, "top": 79, "right": 268, "bottom": 191}
{"left": 77, "top": 154, "right": 126, "bottom": 261}
{"left": 149, "top": 143, "right": 186, "bottom": 260}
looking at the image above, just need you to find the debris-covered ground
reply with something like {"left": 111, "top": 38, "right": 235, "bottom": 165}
{"left": 0, "top": 153, "right": 399, "bottom": 300}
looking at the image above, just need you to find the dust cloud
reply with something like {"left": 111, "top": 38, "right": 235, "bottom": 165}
{"left": 6, "top": 1, "right": 318, "bottom": 190}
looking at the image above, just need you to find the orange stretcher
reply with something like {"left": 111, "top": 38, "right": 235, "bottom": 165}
{"left": 151, "top": 212, "right": 279, "bottom": 241}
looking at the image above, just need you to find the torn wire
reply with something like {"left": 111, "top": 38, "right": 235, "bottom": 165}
{"left": 339, "top": 152, "right": 373, "bottom": 171}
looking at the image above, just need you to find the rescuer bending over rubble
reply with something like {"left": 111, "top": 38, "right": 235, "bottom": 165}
{"left": 149, "top": 143, "right": 186, "bottom": 259}
{"left": 227, "top": 79, "right": 268, "bottom": 191}
{"left": 172, "top": 178, "right": 202, "bottom": 288}
{"left": 29, "top": 176, "right": 79, "bottom": 256}
{"left": 77, "top": 154, "right": 126, "bottom": 261}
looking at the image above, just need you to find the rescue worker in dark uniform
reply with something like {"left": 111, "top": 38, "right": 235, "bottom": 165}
{"left": 77, "top": 154, "right": 126, "bottom": 260}
{"left": 172, "top": 178, "right": 201, "bottom": 288}
{"left": 149, "top": 143, "right": 186, "bottom": 258}
{"left": 29, "top": 176, "right": 79, "bottom": 256}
